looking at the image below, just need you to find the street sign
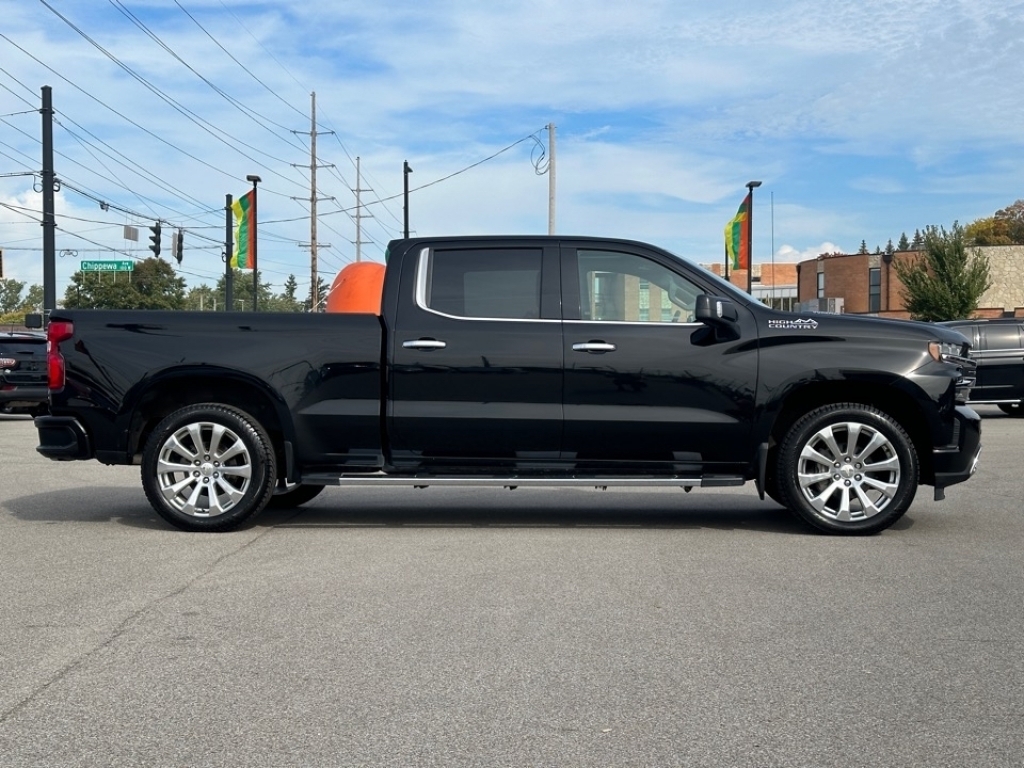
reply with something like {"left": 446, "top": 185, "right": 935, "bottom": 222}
{"left": 81, "top": 260, "right": 135, "bottom": 272}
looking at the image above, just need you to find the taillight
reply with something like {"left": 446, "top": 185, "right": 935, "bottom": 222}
{"left": 47, "top": 320, "right": 74, "bottom": 391}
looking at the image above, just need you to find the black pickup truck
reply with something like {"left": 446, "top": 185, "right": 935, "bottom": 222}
{"left": 35, "top": 235, "right": 981, "bottom": 535}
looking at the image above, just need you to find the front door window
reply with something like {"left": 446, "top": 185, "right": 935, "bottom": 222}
{"left": 577, "top": 250, "right": 700, "bottom": 324}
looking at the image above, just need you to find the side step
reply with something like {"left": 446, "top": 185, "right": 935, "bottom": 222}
{"left": 300, "top": 472, "right": 746, "bottom": 489}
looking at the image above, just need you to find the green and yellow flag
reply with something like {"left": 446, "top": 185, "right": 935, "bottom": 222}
{"left": 724, "top": 193, "right": 750, "bottom": 271}
{"left": 231, "top": 190, "right": 256, "bottom": 270}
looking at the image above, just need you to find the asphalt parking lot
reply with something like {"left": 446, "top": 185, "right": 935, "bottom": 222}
{"left": 1, "top": 408, "right": 1022, "bottom": 767}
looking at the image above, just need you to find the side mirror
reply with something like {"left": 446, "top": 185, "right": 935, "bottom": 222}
{"left": 694, "top": 295, "right": 740, "bottom": 340}
{"left": 24, "top": 313, "right": 43, "bottom": 329}
{"left": 694, "top": 294, "right": 738, "bottom": 323}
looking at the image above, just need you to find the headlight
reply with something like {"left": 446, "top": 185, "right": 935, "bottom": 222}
{"left": 928, "top": 340, "right": 969, "bottom": 364}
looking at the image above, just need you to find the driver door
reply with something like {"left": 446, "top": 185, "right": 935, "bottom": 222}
{"left": 560, "top": 242, "right": 758, "bottom": 473}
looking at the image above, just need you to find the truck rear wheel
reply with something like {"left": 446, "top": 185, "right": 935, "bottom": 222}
{"left": 776, "top": 403, "right": 918, "bottom": 535}
{"left": 141, "top": 403, "right": 277, "bottom": 532}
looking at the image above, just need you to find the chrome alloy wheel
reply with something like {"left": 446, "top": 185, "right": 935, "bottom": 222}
{"left": 796, "top": 421, "right": 900, "bottom": 522}
{"left": 156, "top": 420, "right": 253, "bottom": 517}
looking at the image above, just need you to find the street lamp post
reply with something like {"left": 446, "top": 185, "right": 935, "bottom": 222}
{"left": 403, "top": 161, "right": 413, "bottom": 239}
{"left": 745, "top": 180, "right": 762, "bottom": 296}
{"left": 246, "top": 174, "right": 261, "bottom": 310}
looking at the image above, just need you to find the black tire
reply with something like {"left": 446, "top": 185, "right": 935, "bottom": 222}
{"left": 267, "top": 483, "right": 326, "bottom": 509}
{"left": 141, "top": 403, "right": 277, "bottom": 532}
{"left": 776, "top": 403, "right": 919, "bottom": 535}
{"left": 997, "top": 403, "right": 1023, "bottom": 417}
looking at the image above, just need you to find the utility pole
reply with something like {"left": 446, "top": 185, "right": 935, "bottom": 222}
{"left": 41, "top": 86, "right": 56, "bottom": 313}
{"left": 403, "top": 161, "right": 412, "bottom": 239}
{"left": 292, "top": 92, "right": 333, "bottom": 311}
{"left": 547, "top": 123, "right": 556, "bottom": 235}
{"left": 353, "top": 157, "right": 374, "bottom": 262}
{"left": 225, "top": 194, "right": 233, "bottom": 311}
{"left": 745, "top": 180, "right": 762, "bottom": 296}
{"left": 309, "top": 92, "right": 319, "bottom": 310}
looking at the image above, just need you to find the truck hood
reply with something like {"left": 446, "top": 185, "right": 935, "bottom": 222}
{"left": 760, "top": 310, "right": 970, "bottom": 346}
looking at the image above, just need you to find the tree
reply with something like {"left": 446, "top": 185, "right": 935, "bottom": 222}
{"left": 897, "top": 233, "right": 910, "bottom": 251}
{"left": 892, "top": 223, "right": 991, "bottom": 322}
{"left": 885, "top": 239, "right": 895, "bottom": 255}
{"left": 306, "top": 275, "right": 330, "bottom": 312}
{"left": 857, "top": 240, "right": 869, "bottom": 255}
{"left": 259, "top": 273, "right": 303, "bottom": 312}
{"left": 964, "top": 217, "right": 1013, "bottom": 245}
{"left": 214, "top": 268, "right": 275, "bottom": 311}
{"left": 23, "top": 284, "right": 43, "bottom": 311}
{"left": 64, "top": 258, "right": 186, "bottom": 310}
{"left": 278, "top": 274, "right": 302, "bottom": 312}
{"left": 185, "top": 284, "right": 221, "bottom": 311}
{"left": 1, "top": 278, "right": 26, "bottom": 313}
{"left": 183, "top": 273, "right": 305, "bottom": 313}
{"left": 2, "top": 281, "right": 45, "bottom": 325}
{"left": 993, "top": 199, "right": 1024, "bottom": 243}
{"left": 965, "top": 200, "right": 1024, "bottom": 245}
{"left": 911, "top": 229, "right": 924, "bottom": 250}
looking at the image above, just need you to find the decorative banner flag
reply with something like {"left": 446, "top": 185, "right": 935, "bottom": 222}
{"left": 231, "top": 190, "right": 256, "bottom": 270}
{"left": 724, "top": 193, "right": 751, "bottom": 271}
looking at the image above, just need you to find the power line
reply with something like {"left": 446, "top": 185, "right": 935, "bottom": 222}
{"left": 214, "top": 0, "right": 310, "bottom": 96}
{"left": 53, "top": 116, "right": 223, "bottom": 217}
{"left": 173, "top": 0, "right": 308, "bottom": 123}
{"left": 0, "top": 66, "right": 39, "bottom": 108}
{"left": 0, "top": 109, "right": 37, "bottom": 119}
{"left": 0, "top": 30, "right": 249, "bottom": 187}
{"left": 107, "top": 0, "right": 308, "bottom": 151}
{"left": 3, "top": 112, "right": 228, "bottom": 245}
{"left": 34, "top": 1, "right": 306, "bottom": 195}
{"left": 315, "top": 130, "right": 546, "bottom": 221}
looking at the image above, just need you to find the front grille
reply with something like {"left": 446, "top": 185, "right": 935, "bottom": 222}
{"left": 954, "top": 355, "right": 978, "bottom": 405}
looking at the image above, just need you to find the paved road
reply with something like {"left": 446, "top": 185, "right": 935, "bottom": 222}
{"left": 1, "top": 409, "right": 1021, "bottom": 767}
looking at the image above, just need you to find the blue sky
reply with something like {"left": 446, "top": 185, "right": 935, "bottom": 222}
{"left": 2, "top": 0, "right": 1024, "bottom": 299}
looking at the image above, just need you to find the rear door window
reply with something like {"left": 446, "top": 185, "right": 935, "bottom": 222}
{"left": 421, "top": 248, "right": 543, "bottom": 320}
{"left": 980, "top": 324, "right": 1024, "bottom": 352}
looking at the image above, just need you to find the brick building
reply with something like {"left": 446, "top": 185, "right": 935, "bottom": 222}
{"left": 703, "top": 262, "right": 799, "bottom": 312}
{"left": 794, "top": 246, "right": 1024, "bottom": 319}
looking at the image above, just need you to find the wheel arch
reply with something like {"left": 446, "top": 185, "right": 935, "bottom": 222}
{"left": 124, "top": 368, "right": 294, "bottom": 469}
{"left": 765, "top": 380, "right": 936, "bottom": 485}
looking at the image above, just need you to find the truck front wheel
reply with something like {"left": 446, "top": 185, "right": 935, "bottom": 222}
{"left": 141, "top": 404, "right": 277, "bottom": 532}
{"left": 777, "top": 403, "right": 919, "bottom": 535}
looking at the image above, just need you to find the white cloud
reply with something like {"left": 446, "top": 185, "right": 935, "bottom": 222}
{"left": 773, "top": 242, "right": 844, "bottom": 263}
{"left": 3, "top": 0, "right": 1024, "bottom": 297}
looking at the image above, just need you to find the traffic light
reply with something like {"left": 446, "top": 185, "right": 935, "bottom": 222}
{"left": 149, "top": 222, "right": 162, "bottom": 257}
{"left": 175, "top": 229, "right": 183, "bottom": 264}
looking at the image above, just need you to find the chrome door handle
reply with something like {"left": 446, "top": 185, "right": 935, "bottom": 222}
{"left": 402, "top": 339, "right": 447, "bottom": 350}
{"left": 572, "top": 342, "right": 617, "bottom": 353}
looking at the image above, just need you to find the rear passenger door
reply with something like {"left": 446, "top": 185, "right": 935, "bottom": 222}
{"left": 977, "top": 323, "right": 1024, "bottom": 401}
{"left": 388, "top": 241, "right": 563, "bottom": 467}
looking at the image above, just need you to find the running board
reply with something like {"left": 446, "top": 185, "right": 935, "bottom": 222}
{"left": 300, "top": 473, "right": 746, "bottom": 489}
